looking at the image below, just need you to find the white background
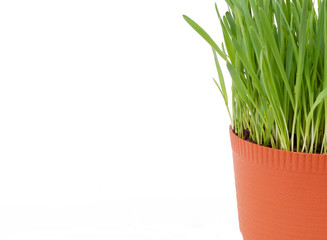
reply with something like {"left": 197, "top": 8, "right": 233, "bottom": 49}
{"left": 0, "top": 0, "right": 241, "bottom": 239}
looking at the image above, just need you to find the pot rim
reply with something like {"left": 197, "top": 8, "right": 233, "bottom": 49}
{"left": 229, "top": 126, "right": 327, "bottom": 157}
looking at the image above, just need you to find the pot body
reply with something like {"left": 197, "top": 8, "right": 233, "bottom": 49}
{"left": 230, "top": 128, "right": 327, "bottom": 240}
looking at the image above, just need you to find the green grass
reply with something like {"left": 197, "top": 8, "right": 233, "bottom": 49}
{"left": 184, "top": 0, "right": 327, "bottom": 153}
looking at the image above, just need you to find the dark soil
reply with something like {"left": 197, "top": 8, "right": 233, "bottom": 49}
{"left": 242, "top": 129, "right": 257, "bottom": 144}
{"left": 232, "top": 128, "right": 258, "bottom": 145}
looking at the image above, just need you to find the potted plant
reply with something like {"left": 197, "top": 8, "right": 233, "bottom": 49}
{"left": 184, "top": 0, "right": 327, "bottom": 239}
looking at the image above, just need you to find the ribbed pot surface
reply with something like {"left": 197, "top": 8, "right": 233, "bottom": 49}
{"left": 230, "top": 128, "right": 327, "bottom": 240}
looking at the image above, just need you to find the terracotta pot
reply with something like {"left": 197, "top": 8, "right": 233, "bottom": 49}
{"left": 230, "top": 127, "right": 327, "bottom": 240}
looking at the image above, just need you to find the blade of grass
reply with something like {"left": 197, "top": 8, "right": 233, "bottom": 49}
{"left": 183, "top": 15, "right": 228, "bottom": 62}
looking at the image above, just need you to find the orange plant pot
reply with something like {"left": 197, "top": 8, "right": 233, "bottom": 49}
{"left": 230, "top": 127, "right": 327, "bottom": 240}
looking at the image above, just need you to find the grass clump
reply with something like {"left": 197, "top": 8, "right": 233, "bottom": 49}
{"left": 184, "top": 0, "right": 327, "bottom": 153}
